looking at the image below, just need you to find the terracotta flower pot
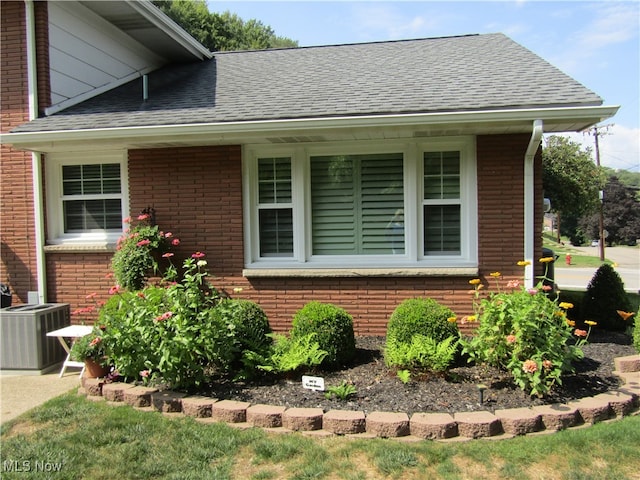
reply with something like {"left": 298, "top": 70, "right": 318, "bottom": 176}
{"left": 83, "top": 359, "right": 110, "bottom": 378}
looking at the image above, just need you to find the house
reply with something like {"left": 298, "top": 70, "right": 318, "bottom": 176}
{"left": 1, "top": 1, "right": 618, "bottom": 334}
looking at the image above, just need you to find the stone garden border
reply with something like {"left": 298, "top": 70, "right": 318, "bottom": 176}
{"left": 79, "top": 355, "right": 640, "bottom": 441}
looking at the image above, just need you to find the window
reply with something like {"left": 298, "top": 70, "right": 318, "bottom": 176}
{"left": 245, "top": 137, "right": 476, "bottom": 270}
{"left": 423, "top": 151, "right": 461, "bottom": 255}
{"left": 46, "top": 152, "right": 128, "bottom": 245}
{"left": 257, "top": 157, "right": 293, "bottom": 257}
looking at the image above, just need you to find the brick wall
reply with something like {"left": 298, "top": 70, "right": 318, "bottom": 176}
{"left": 1, "top": 1, "right": 36, "bottom": 304}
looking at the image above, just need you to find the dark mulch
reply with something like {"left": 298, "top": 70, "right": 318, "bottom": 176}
{"left": 199, "top": 331, "right": 636, "bottom": 416}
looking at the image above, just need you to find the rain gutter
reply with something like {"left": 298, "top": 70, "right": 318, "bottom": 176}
{"left": 24, "top": 0, "right": 47, "bottom": 303}
{"left": 524, "top": 120, "right": 544, "bottom": 288}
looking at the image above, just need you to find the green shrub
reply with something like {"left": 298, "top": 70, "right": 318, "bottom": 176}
{"left": 291, "top": 302, "right": 356, "bottom": 367}
{"left": 581, "top": 264, "right": 633, "bottom": 331}
{"left": 386, "top": 298, "right": 458, "bottom": 346}
{"left": 100, "top": 257, "right": 232, "bottom": 388}
{"left": 385, "top": 335, "right": 458, "bottom": 372}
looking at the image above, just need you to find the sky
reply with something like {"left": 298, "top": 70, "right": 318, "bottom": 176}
{"left": 207, "top": 0, "right": 639, "bottom": 172}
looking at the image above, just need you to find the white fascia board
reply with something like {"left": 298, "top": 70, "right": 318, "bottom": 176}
{"left": 131, "top": 1, "right": 212, "bottom": 60}
{"left": 2, "top": 105, "right": 619, "bottom": 150}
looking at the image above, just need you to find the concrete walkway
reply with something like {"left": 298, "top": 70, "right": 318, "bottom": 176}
{"left": 1, "top": 370, "right": 81, "bottom": 424}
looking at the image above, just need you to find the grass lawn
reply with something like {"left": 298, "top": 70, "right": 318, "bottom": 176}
{"left": 2, "top": 393, "right": 639, "bottom": 479}
{"left": 542, "top": 235, "right": 613, "bottom": 268}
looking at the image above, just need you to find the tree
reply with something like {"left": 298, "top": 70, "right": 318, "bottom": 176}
{"left": 579, "top": 176, "right": 640, "bottom": 245}
{"left": 152, "top": 0, "right": 298, "bottom": 52}
{"left": 542, "top": 136, "right": 604, "bottom": 245}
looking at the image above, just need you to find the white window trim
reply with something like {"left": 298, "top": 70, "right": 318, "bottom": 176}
{"left": 243, "top": 137, "right": 477, "bottom": 271}
{"left": 45, "top": 150, "right": 129, "bottom": 246}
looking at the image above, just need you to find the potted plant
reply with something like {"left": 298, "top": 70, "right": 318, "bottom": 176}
{"left": 70, "top": 327, "right": 110, "bottom": 378}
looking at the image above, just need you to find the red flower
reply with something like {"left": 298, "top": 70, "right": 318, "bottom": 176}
{"left": 172, "top": 238, "right": 180, "bottom": 246}
{"left": 191, "top": 252, "right": 205, "bottom": 259}
{"left": 89, "top": 337, "right": 102, "bottom": 347}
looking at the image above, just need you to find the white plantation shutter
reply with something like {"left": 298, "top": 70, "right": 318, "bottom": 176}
{"left": 62, "top": 163, "right": 122, "bottom": 232}
{"left": 311, "top": 153, "right": 404, "bottom": 255}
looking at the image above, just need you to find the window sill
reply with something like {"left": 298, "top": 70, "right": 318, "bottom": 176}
{"left": 44, "top": 244, "right": 117, "bottom": 253}
{"left": 243, "top": 267, "right": 479, "bottom": 278}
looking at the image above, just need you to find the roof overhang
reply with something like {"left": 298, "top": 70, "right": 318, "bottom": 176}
{"left": 79, "top": 0, "right": 212, "bottom": 62}
{"left": 1, "top": 105, "right": 619, "bottom": 153}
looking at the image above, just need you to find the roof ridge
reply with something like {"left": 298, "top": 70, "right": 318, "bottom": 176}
{"left": 213, "top": 32, "right": 487, "bottom": 55}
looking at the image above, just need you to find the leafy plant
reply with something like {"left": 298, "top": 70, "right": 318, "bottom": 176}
{"left": 70, "top": 327, "right": 108, "bottom": 366}
{"left": 581, "top": 264, "right": 633, "bottom": 331}
{"left": 110, "top": 210, "right": 178, "bottom": 291}
{"left": 100, "top": 254, "right": 232, "bottom": 388}
{"left": 385, "top": 334, "right": 458, "bottom": 372}
{"left": 459, "top": 260, "right": 588, "bottom": 397}
{"left": 325, "top": 381, "right": 357, "bottom": 400}
{"left": 628, "top": 309, "right": 639, "bottom": 353}
{"left": 291, "top": 301, "right": 356, "bottom": 367}
{"left": 246, "top": 333, "right": 328, "bottom": 374}
{"left": 396, "top": 369, "right": 411, "bottom": 384}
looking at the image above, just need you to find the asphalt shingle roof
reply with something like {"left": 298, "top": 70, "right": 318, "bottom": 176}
{"left": 14, "top": 33, "right": 603, "bottom": 133}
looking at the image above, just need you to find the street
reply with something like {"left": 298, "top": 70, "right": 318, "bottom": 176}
{"left": 554, "top": 246, "right": 639, "bottom": 293}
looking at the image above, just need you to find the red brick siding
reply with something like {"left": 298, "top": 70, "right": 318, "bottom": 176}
{"left": 45, "top": 253, "right": 114, "bottom": 323}
{"left": 1, "top": 1, "right": 36, "bottom": 304}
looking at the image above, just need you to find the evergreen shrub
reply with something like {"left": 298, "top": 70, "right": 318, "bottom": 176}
{"left": 581, "top": 264, "right": 632, "bottom": 331}
{"left": 291, "top": 301, "right": 356, "bottom": 367}
{"left": 384, "top": 298, "right": 459, "bottom": 371}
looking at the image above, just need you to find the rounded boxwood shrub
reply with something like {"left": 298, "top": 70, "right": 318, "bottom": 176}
{"left": 291, "top": 301, "right": 356, "bottom": 367}
{"left": 581, "top": 264, "right": 633, "bottom": 331}
{"left": 386, "top": 297, "right": 458, "bottom": 345}
{"left": 216, "top": 298, "right": 272, "bottom": 354}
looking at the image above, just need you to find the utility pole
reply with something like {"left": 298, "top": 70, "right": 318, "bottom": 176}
{"left": 587, "top": 124, "right": 612, "bottom": 262}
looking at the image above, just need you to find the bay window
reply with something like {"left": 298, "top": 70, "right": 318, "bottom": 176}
{"left": 245, "top": 137, "right": 476, "bottom": 270}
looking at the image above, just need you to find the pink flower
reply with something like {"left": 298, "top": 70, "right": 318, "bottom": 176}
{"left": 123, "top": 216, "right": 131, "bottom": 224}
{"left": 89, "top": 337, "right": 102, "bottom": 347}
{"left": 506, "top": 334, "right": 516, "bottom": 344}
{"left": 171, "top": 238, "right": 180, "bottom": 246}
{"left": 574, "top": 329, "right": 588, "bottom": 338}
{"left": 542, "top": 285, "right": 552, "bottom": 292}
{"left": 137, "top": 213, "right": 150, "bottom": 221}
{"left": 85, "top": 292, "right": 98, "bottom": 299}
{"left": 105, "top": 272, "right": 114, "bottom": 279}
{"left": 164, "top": 232, "right": 173, "bottom": 238}
{"left": 522, "top": 360, "right": 538, "bottom": 374}
{"left": 154, "top": 312, "right": 173, "bottom": 322}
{"left": 140, "top": 370, "right": 149, "bottom": 378}
{"left": 162, "top": 252, "right": 174, "bottom": 258}
{"left": 108, "top": 285, "right": 121, "bottom": 295}
{"left": 542, "top": 360, "right": 553, "bottom": 370}
{"left": 527, "top": 288, "right": 538, "bottom": 295}
{"left": 506, "top": 280, "right": 520, "bottom": 289}
{"left": 136, "top": 239, "right": 151, "bottom": 247}
{"left": 191, "top": 252, "right": 205, "bottom": 259}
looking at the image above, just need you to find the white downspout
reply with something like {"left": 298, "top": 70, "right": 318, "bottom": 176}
{"left": 25, "top": 0, "right": 47, "bottom": 303}
{"left": 524, "top": 120, "right": 543, "bottom": 288}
